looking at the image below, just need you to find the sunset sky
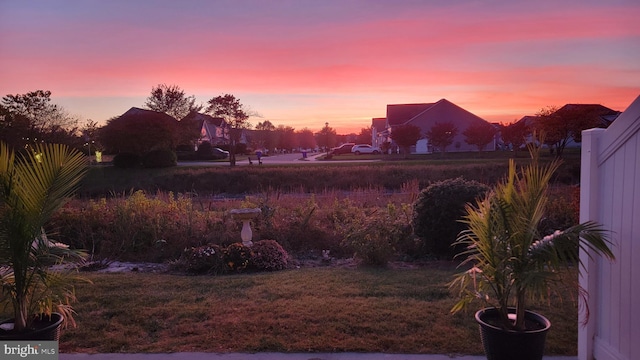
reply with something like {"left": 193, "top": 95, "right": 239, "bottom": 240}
{"left": 1, "top": 0, "right": 639, "bottom": 134}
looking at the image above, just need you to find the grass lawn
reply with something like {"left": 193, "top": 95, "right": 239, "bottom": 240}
{"left": 56, "top": 265, "right": 578, "bottom": 355}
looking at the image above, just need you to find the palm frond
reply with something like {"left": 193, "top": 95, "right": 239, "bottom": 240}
{"left": 0, "top": 141, "right": 88, "bottom": 331}
{"left": 450, "top": 141, "right": 615, "bottom": 331}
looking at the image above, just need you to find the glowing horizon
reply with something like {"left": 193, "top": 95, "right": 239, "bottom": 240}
{"left": 1, "top": 0, "right": 639, "bottom": 134}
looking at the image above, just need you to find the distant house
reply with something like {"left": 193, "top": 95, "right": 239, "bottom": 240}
{"left": 512, "top": 104, "right": 620, "bottom": 148}
{"left": 371, "top": 117, "right": 388, "bottom": 148}
{"left": 374, "top": 99, "right": 495, "bottom": 153}
{"left": 181, "top": 112, "right": 229, "bottom": 149}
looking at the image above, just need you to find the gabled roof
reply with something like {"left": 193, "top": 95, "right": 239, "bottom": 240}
{"left": 515, "top": 115, "right": 539, "bottom": 127}
{"left": 387, "top": 99, "right": 489, "bottom": 128}
{"left": 556, "top": 104, "right": 620, "bottom": 126}
{"left": 120, "top": 107, "right": 178, "bottom": 122}
{"left": 386, "top": 103, "right": 435, "bottom": 127}
{"left": 517, "top": 104, "right": 621, "bottom": 128}
{"left": 182, "top": 112, "right": 226, "bottom": 128}
{"left": 371, "top": 117, "right": 387, "bottom": 132}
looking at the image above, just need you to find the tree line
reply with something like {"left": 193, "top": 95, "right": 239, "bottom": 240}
{"left": 1, "top": 85, "right": 376, "bottom": 165}
{"left": 1, "top": 85, "right": 614, "bottom": 163}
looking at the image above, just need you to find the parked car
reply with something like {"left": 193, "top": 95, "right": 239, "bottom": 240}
{"left": 212, "top": 147, "right": 229, "bottom": 159}
{"left": 351, "top": 144, "right": 380, "bottom": 155}
{"left": 329, "top": 143, "right": 356, "bottom": 155}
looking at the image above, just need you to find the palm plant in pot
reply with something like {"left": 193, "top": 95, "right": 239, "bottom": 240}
{"left": 0, "top": 141, "right": 88, "bottom": 340}
{"left": 450, "top": 143, "right": 615, "bottom": 360}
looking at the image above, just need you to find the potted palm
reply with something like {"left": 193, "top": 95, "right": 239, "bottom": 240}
{"left": 450, "top": 143, "right": 615, "bottom": 360}
{"left": 0, "top": 141, "right": 88, "bottom": 340}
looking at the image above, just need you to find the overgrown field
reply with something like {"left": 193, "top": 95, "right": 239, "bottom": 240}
{"left": 79, "top": 153, "right": 581, "bottom": 197}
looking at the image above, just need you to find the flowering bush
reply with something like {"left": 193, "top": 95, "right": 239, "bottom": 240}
{"left": 224, "top": 243, "right": 253, "bottom": 272}
{"left": 251, "top": 240, "right": 289, "bottom": 271}
{"left": 173, "top": 244, "right": 225, "bottom": 274}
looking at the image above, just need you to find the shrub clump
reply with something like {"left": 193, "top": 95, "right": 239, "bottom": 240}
{"left": 142, "top": 149, "right": 177, "bottom": 168}
{"left": 251, "top": 240, "right": 289, "bottom": 271}
{"left": 224, "top": 243, "right": 253, "bottom": 273}
{"left": 113, "top": 152, "right": 141, "bottom": 168}
{"left": 173, "top": 244, "right": 225, "bottom": 274}
{"left": 412, "top": 177, "right": 489, "bottom": 258}
{"left": 336, "top": 200, "right": 414, "bottom": 267}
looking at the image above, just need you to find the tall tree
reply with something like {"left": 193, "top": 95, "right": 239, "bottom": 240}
{"left": 426, "top": 122, "right": 458, "bottom": 154}
{"left": 315, "top": 123, "right": 336, "bottom": 152}
{"left": 296, "top": 128, "right": 316, "bottom": 150}
{"left": 206, "top": 94, "right": 251, "bottom": 166}
{"left": 276, "top": 125, "right": 297, "bottom": 151}
{"left": 1, "top": 90, "right": 80, "bottom": 149}
{"left": 80, "top": 120, "right": 103, "bottom": 155}
{"left": 390, "top": 124, "right": 422, "bottom": 156}
{"left": 462, "top": 122, "right": 497, "bottom": 152}
{"left": 254, "top": 120, "right": 277, "bottom": 152}
{"left": 500, "top": 120, "right": 529, "bottom": 156}
{"left": 355, "top": 126, "right": 373, "bottom": 144}
{"left": 145, "top": 84, "right": 202, "bottom": 120}
{"left": 533, "top": 105, "right": 612, "bottom": 158}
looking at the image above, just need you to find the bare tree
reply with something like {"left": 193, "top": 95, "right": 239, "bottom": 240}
{"left": 1, "top": 90, "right": 80, "bottom": 148}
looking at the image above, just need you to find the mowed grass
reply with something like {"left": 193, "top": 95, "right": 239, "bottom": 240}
{"left": 57, "top": 266, "right": 579, "bottom": 355}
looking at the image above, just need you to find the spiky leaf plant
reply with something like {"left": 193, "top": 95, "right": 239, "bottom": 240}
{"left": 450, "top": 143, "right": 614, "bottom": 331}
{"left": 0, "top": 141, "right": 88, "bottom": 333}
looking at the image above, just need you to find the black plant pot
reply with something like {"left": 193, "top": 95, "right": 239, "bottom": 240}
{"left": 0, "top": 312, "right": 63, "bottom": 340}
{"left": 475, "top": 308, "right": 551, "bottom": 360}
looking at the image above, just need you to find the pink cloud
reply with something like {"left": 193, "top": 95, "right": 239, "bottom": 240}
{"left": 1, "top": 1, "right": 639, "bottom": 132}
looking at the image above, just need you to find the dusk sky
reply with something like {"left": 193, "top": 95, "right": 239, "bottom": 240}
{"left": 1, "top": 0, "right": 639, "bottom": 133}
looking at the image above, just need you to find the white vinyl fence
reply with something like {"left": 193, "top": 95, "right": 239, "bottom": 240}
{"left": 579, "top": 95, "right": 640, "bottom": 360}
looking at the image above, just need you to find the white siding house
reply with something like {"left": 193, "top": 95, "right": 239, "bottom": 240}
{"left": 579, "top": 95, "right": 640, "bottom": 360}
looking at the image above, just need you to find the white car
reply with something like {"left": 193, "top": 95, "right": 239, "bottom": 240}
{"left": 351, "top": 144, "right": 381, "bottom": 155}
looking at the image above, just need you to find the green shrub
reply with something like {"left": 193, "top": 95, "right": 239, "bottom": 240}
{"left": 224, "top": 243, "right": 253, "bottom": 272}
{"left": 142, "top": 149, "right": 177, "bottom": 168}
{"left": 113, "top": 152, "right": 141, "bottom": 168}
{"left": 250, "top": 240, "right": 289, "bottom": 271}
{"left": 336, "top": 201, "right": 413, "bottom": 266}
{"left": 172, "top": 244, "right": 226, "bottom": 274}
{"left": 196, "top": 141, "right": 214, "bottom": 160}
{"left": 412, "top": 177, "right": 489, "bottom": 258}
